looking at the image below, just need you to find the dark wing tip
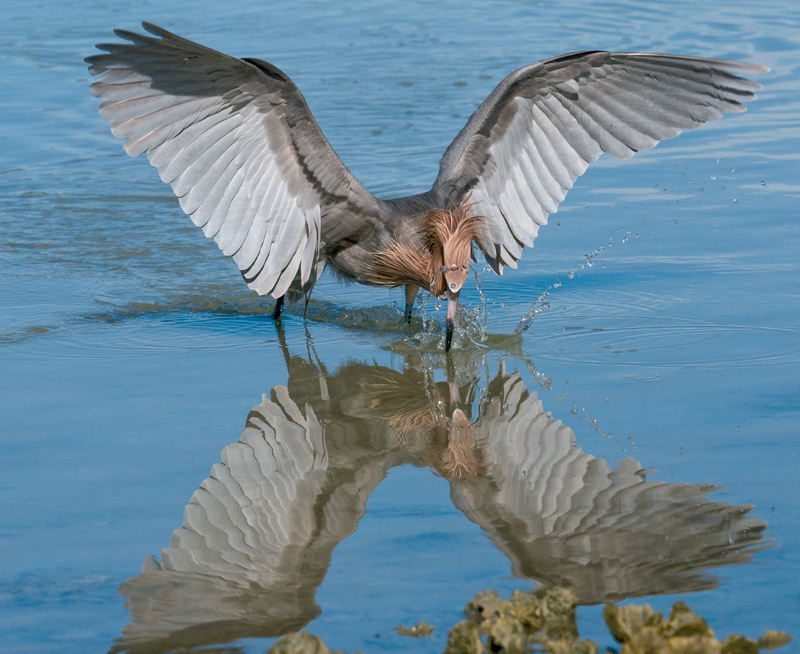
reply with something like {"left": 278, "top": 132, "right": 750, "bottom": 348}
{"left": 141, "top": 21, "right": 162, "bottom": 33}
{"left": 140, "top": 22, "right": 180, "bottom": 41}
{"left": 621, "top": 52, "right": 770, "bottom": 74}
{"left": 112, "top": 27, "right": 140, "bottom": 42}
{"left": 242, "top": 57, "right": 291, "bottom": 83}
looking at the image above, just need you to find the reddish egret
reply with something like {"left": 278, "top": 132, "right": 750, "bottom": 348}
{"left": 86, "top": 23, "right": 766, "bottom": 350}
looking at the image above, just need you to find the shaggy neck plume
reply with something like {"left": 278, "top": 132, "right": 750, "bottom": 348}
{"left": 367, "top": 202, "right": 482, "bottom": 295}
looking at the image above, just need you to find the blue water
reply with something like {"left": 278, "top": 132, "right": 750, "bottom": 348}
{"left": 1, "top": 0, "right": 799, "bottom": 652}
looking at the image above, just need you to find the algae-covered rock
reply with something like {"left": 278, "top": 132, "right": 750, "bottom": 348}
{"left": 395, "top": 621, "right": 434, "bottom": 637}
{"left": 455, "top": 588, "right": 584, "bottom": 652}
{"left": 444, "top": 620, "right": 484, "bottom": 654}
{"left": 542, "top": 588, "right": 578, "bottom": 619}
{"left": 465, "top": 590, "right": 509, "bottom": 628}
{"left": 462, "top": 587, "right": 582, "bottom": 648}
{"left": 662, "top": 601, "right": 715, "bottom": 639}
{"left": 604, "top": 603, "right": 663, "bottom": 643}
{"left": 666, "top": 634, "right": 722, "bottom": 654}
{"left": 625, "top": 625, "right": 669, "bottom": 654}
{"left": 602, "top": 599, "right": 792, "bottom": 654}
{"left": 545, "top": 638, "right": 599, "bottom": 654}
{"left": 508, "top": 588, "right": 545, "bottom": 633}
{"left": 539, "top": 588, "right": 579, "bottom": 642}
{"left": 757, "top": 631, "right": 793, "bottom": 650}
{"left": 266, "top": 597, "right": 791, "bottom": 654}
{"left": 268, "top": 632, "right": 336, "bottom": 654}
{"left": 722, "top": 634, "right": 760, "bottom": 654}
{"left": 488, "top": 616, "right": 527, "bottom": 653}
{"left": 573, "top": 639, "right": 600, "bottom": 654}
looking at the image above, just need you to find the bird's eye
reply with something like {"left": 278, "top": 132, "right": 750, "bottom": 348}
{"left": 450, "top": 283, "right": 456, "bottom": 290}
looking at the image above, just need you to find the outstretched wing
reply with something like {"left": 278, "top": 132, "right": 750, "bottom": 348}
{"left": 433, "top": 51, "right": 767, "bottom": 272}
{"left": 86, "top": 23, "right": 384, "bottom": 298}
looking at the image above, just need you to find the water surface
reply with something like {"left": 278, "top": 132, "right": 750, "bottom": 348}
{"left": 1, "top": 0, "right": 798, "bottom": 652}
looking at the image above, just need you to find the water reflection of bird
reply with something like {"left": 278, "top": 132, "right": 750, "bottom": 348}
{"left": 86, "top": 24, "right": 767, "bottom": 350}
{"left": 108, "top": 353, "right": 766, "bottom": 653}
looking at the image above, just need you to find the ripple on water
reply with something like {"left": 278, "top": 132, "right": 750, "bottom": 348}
{"left": 1, "top": 296, "right": 431, "bottom": 362}
{"left": 533, "top": 323, "right": 800, "bottom": 370}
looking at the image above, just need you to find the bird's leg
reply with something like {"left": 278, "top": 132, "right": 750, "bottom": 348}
{"left": 272, "top": 295, "right": 285, "bottom": 320}
{"left": 445, "top": 290, "right": 460, "bottom": 352}
{"left": 404, "top": 284, "right": 418, "bottom": 323}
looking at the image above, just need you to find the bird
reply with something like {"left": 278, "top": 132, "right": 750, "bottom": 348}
{"left": 86, "top": 23, "right": 767, "bottom": 351}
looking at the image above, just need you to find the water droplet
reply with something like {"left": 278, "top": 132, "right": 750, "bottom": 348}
{"left": 761, "top": 180, "right": 767, "bottom": 188}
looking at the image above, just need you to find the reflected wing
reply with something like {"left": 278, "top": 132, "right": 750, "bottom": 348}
{"left": 113, "top": 387, "right": 379, "bottom": 652}
{"left": 433, "top": 52, "right": 767, "bottom": 272}
{"left": 86, "top": 23, "right": 383, "bottom": 298}
{"left": 452, "top": 372, "right": 768, "bottom": 603}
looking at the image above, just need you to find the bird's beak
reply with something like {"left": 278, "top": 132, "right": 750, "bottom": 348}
{"left": 445, "top": 290, "right": 459, "bottom": 352}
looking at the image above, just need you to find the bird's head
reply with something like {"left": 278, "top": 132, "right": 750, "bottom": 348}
{"left": 426, "top": 203, "right": 482, "bottom": 351}
{"left": 362, "top": 201, "right": 481, "bottom": 352}
{"left": 427, "top": 204, "right": 480, "bottom": 295}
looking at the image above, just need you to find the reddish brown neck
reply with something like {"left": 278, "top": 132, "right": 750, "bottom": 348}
{"left": 365, "top": 202, "right": 481, "bottom": 294}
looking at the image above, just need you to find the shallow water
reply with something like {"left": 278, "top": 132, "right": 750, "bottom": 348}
{"left": 1, "top": 0, "right": 799, "bottom": 652}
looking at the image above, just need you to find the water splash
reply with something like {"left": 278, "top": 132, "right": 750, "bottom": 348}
{"left": 513, "top": 288, "right": 550, "bottom": 335}
{"left": 472, "top": 265, "right": 489, "bottom": 343}
{"left": 514, "top": 243, "right": 610, "bottom": 336}
{"left": 402, "top": 265, "right": 495, "bottom": 352}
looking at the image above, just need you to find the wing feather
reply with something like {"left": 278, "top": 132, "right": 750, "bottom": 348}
{"left": 434, "top": 51, "right": 766, "bottom": 271}
{"left": 87, "top": 23, "right": 383, "bottom": 299}
{"left": 517, "top": 145, "right": 555, "bottom": 219}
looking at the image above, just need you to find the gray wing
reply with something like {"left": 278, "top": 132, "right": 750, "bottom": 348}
{"left": 433, "top": 51, "right": 768, "bottom": 272}
{"left": 86, "top": 23, "right": 384, "bottom": 298}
